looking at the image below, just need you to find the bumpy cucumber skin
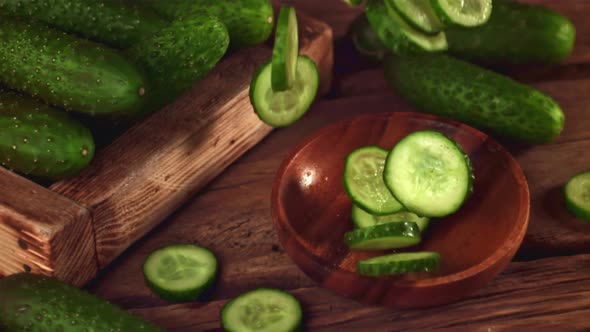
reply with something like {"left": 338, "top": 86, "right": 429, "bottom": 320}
{"left": 0, "top": 273, "right": 163, "bottom": 332}
{"left": 384, "top": 54, "right": 565, "bottom": 144}
{"left": 349, "top": 14, "right": 389, "bottom": 63}
{"left": 0, "top": 91, "right": 95, "bottom": 181}
{"left": 147, "top": 0, "right": 274, "bottom": 49}
{"left": 345, "top": 222, "right": 421, "bottom": 250}
{"left": 357, "top": 252, "right": 441, "bottom": 276}
{"left": 446, "top": 0, "right": 576, "bottom": 64}
{"left": 0, "top": 0, "right": 167, "bottom": 49}
{"left": 127, "top": 15, "right": 229, "bottom": 109}
{"left": 0, "top": 18, "right": 148, "bottom": 118}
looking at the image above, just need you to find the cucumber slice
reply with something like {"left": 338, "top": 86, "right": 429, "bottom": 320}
{"left": 384, "top": 130, "right": 473, "bottom": 218}
{"left": 565, "top": 170, "right": 590, "bottom": 223}
{"left": 250, "top": 55, "right": 319, "bottom": 127}
{"left": 351, "top": 204, "right": 430, "bottom": 231}
{"left": 357, "top": 252, "right": 441, "bottom": 276}
{"left": 430, "top": 0, "right": 492, "bottom": 27}
{"left": 390, "top": 0, "right": 444, "bottom": 34}
{"left": 344, "top": 146, "right": 404, "bottom": 215}
{"left": 349, "top": 14, "right": 389, "bottom": 63}
{"left": 143, "top": 244, "right": 218, "bottom": 302}
{"left": 345, "top": 222, "right": 421, "bottom": 250}
{"left": 272, "top": 6, "right": 299, "bottom": 92}
{"left": 221, "top": 288, "right": 302, "bottom": 332}
{"left": 365, "top": 0, "right": 447, "bottom": 55}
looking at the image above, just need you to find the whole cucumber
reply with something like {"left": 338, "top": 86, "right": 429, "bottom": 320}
{"left": 0, "top": 273, "right": 163, "bottom": 331}
{"left": 0, "top": 0, "right": 168, "bottom": 49}
{"left": 0, "top": 18, "right": 148, "bottom": 118}
{"left": 384, "top": 54, "right": 565, "bottom": 144}
{"left": 0, "top": 90, "right": 95, "bottom": 181}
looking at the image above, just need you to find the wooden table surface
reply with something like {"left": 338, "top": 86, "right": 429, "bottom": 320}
{"left": 87, "top": 1, "right": 590, "bottom": 331}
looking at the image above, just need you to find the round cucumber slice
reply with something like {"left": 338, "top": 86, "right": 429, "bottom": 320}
{"left": 250, "top": 55, "right": 319, "bottom": 127}
{"left": 221, "top": 288, "right": 302, "bottom": 332}
{"left": 357, "top": 251, "right": 441, "bottom": 276}
{"left": 345, "top": 222, "right": 421, "bottom": 250}
{"left": 351, "top": 204, "right": 430, "bottom": 231}
{"left": 143, "top": 244, "right": 218, "bottom": 302}
{"left": 384, "top": 130, "right": 473, "bottom": 218}
{"left": 344, "top": 146, "right": 404, "bottom": 215}
{"left": 565, "top": 170, "right": 590, "bottom": 222}
{"left": 365, "top": 0, "right": 447, "bottom": 55}
{"left": 390, "top": 0, "right": 445, "bottom": 34}
{"left": 430, "top": 0, "right": 492, "bottom": 27}
{"left": 272, "top": 6, "right": 299, "bottom": 92}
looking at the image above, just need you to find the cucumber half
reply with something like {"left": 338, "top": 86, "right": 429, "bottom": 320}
{"left": 357, "top": 252, "right": 441, "bottom": 276}
{"left": 430, "top": 0, "right": 492, "bottom": 27}
{"left": 565, "top": 170, "right": 590, "bottom": 222}
{"left": 221, "top": 288, "right": 302, "bottom": 332}
{"left": 345, "top": 222, "right": 421, "bottom": 250}
{"left": 143, "top": 244, "right": 218, "bottom": 302}
{"left": 384, "top": 130, "right": 473, "bottom": 218}
{"left": 390, "top": 0, "right": 444, "bottom": 35}
{"left": 272, "top": 6, "right": 299, "bottom": 92}
{"left": 250, "top": 55, "right": 319, "bottom": 127}
{"left": 344, "top": 146, "right": 404, "bottom": 215}
{"left": 351, "top": 204, "right": 430, "bottom": 231}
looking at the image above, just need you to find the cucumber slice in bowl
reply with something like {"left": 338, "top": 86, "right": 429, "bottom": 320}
{"left": 345, "top": 222, "right": 421, "bottom": 250}
{"left": 351, "top": 204, "right": 430, "bottom": 231}
{"left": 344, "top": 146, "right": 404, "bottom": 215}
{"left": 357, "top": 252, "right": 441, "bottom": 276}
{"left": 384, "top": 130, "right": 473, "bottom": 218}
{"left": 565, "top": 170, "right": 590, "bottom": 222}
{"left": 143, "top": 244, "right": 218, "bottom": 302}
{"left": 272, "top": 6, "right": 299, "bottom": 92}
{"left": 430, "top": 0, "right": 492, "bottom": 27}
{"left": 390, "top": 0, "right": 444, "bottom": 35}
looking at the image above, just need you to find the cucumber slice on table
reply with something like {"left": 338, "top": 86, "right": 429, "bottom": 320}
{"left": 344, "top": 146, "right": 404, "bottom": 215}
{"left": 345, "top": 222, "right": 421, "bottom": 250}
{"left": 384, "top": 130, "right": 473, "bottom": 218}
{"left": 221, "top": 288, "right": 302, "bottom": 332}
{"left": 357, "top": 252, "right": 441, "bottom": 276}
{"left": 143, "top": 244, "right": 218, "bottom": 302}
{"left": 565, "top": 171, "right": 590, "bottom": 222}
{"left": 430, "top": 0, "right": 492, "bottom": 27}
{"left": 390, "top": 0, "right": 444, "bottom": 34}
{"left": 351, "top": 204, "right": 430, "bottom": 231}
{"left": 272, "top": 6, "right": 299, "bottom": 91}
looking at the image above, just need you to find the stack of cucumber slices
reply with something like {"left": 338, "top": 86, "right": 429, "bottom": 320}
{"left": 343, "top": 130, "right": 473, "bottom": 276}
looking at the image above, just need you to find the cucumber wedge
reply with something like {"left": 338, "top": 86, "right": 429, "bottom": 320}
{"left": 345, "top": 222, "right": 421, "bottom": 250}
{"left": 430, "top": 0, "right": 492, "bottom": 27}
{"left": 357, "top": 252, "right": 441, "bottom": 276}
{"left": 351, "top": 205, "right": 430, "bottom": 231}
{"left": 272, "top": 6, "right": 299, "bottom": 91}
{"left": 390, "top": 0, "right": 444, "bottom": 34}
{"left": 565, "top": 171, "right": 590, "bottom": 223}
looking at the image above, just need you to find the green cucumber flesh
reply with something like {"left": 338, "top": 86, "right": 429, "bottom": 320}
{"left": 357, "top": 252, "right": 441, "bottom": 276}
{"left": 430, "top": 0, "right": 492, "bottom": 27}
{"left": 565, "top": 171, "right": 590, "bottom": 223}
{"left": 351, "top": 204, "right": 430, "bottom": 232}
{"left": 221, "top": 288, "right": 302, "bottom": 332}
{"left": 344, "top": 146, "right": 404, "bottom": 215}
{"left": 390, "top": 0, "right": 444, "bottom": 34}
{"left": 384, "top": 130, "right": 473, "bottom": 218}
{"left": 143, "top": 244, "right": 218, "bottom": 302}
{"left": 272, "top": 6, "right": 299, "bottom": 91}
{"left": 345, "top": 222, "right": 421, "bottom": 250}
{"left": 250, "top": 55, "right": 319, "bottom": 127}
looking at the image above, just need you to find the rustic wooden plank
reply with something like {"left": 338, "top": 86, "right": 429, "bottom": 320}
{"left": 0, "top": 167, "right": 96, "bottom": 286}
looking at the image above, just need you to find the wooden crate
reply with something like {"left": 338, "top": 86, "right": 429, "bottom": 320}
{"left": 0, "top": 12, "right": 333, "bottom": 287}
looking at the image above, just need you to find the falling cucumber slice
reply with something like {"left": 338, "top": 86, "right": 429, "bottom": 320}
{"left": 351, "top": 204, "right": 430, "bottom": 231}
{"left": 430, "top": 0, "right": 492, "bottom": 27}
{"left": 390, "top": 0, "right": 445, "bottom": 34}
{"left": 272, "top": 6, "right": 299, "bottom": 91}
{"left": 565, "top": 170, "right": 590, "bottom": 222}
{"left": 345, "top": 222, "right": 421, "bottom": 250}
{"left": 357, "top": 251, "right": 441, "bottom": 276}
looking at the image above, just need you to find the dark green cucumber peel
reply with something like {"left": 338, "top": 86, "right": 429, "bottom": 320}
{"left": 384, "top": 54, "right": 565, "bottom": 144}
{"left": 357, "top": 252, "right": 441, "bottom": 276}
{"left": 0, "top": 273, "right": 163, "bottom": 332}
{"left": 0, "top": 18, "right": 148, "bottom": 118}
{"left": 0, "top": 90, "right": 95, "bottom": 181}
{"left": 565, "top": 171, "right": 590, "bottom": 223}
{"left": 0, "top": 0, "right": 167, "bottom": 49}
{"left": 345, "top": 222, "right": 421, "bottom": 250}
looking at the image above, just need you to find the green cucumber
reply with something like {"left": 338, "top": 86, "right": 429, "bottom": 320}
{"left": 143, "top": 244, "right": 218, "bottom": 302}
{"left": 565, "top": 171, "right": 590, "bottom": 223}
{"left": 390, "top": 0, "right": 444, "bottom": 34}
{"left": 430, "top": 0, "right": 492, "bottom": 27}
{"left": 357, "top": 252, "right": 441, "bottom": 276}
{"left": 127, "top": 15, "right": 229, "bottom": 110}
{"left": 351, "top": 205, "right": 430, "bottom": 231}
{"left": 272, "top": 6, "right": 299, "bottom": 92}
{"left": 384, "top": 130, "right": 473, "bottom": 218}
{"left": 384, "top": 54, "right": 565, "bottom": 144}
{"left": 0, "top": 18, "right": 147, "bottom": 118}
{"left": 0, "top": 0, "right": 167, "bottom": 49}
{"left": 446, "top": 0, "right": 576, "bottom": 64}
{"left": 0, "top": 273, "right": 163, "bottom": 332}
{"left": 221, "top": 288, "right": 302, "bottom": 332}
{"left": 345, "top": 222, "right": 421, "bottom": 250}
{"left": 0, "top": 90, "right": 95, "bottom": 181}
{"left": 349, "top": 14, "right": 389, "bottom": 63}
{"left": 146, "top": 0, "right": 274, "bottom": 49}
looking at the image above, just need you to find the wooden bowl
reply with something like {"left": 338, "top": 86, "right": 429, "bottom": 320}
{"left": 271, "top": 112, "right": 530, "bottom": 308}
